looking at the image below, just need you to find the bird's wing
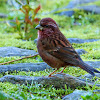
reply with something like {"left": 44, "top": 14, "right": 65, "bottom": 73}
{"left": 43, "top": 38, "right": 81, "bottom": 65}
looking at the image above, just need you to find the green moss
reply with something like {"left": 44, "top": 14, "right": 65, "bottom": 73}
{"left": 0, "top": 38, "right": 37, "bottom": 50}
{"left": 0, "top": 5, "right": 8, "bottom": 14}
{"left": 94, "top": 1, "right": 100, "bottom": 6}
{"left": 73, "top": 9, "right": 85, "bottom": 19}
{"left": 72, "top": 40, "right": 100, "bottom": 60}
{"left": 0, "top": 78, "right": 73, "bottom": 99}
{"left": 0, "top": 56, "right": 41, "bottom": 65}
{"left": 38, "top": 0, "right": 71, "bottom": 12}
{"left": 86, "top": 1, "right": 100, "bottom": 6}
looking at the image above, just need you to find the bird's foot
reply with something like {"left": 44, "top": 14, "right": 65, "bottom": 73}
{"left": 48, "top": 74, "right": 56, "bottom": 77}
{"left": 48, "top": 74, "right": 52, "bottom": 77}
{"left": 48, "top": 68, "right": 59, "bottom": 77}
{"left": 56, "top": 71, "right": 63, "bottom": 74}
{"left": 56, "top": 67, "right": 66, "bottom": 74}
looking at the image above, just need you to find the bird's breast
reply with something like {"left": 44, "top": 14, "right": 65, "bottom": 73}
{"left": 37, "top": 38, "right": 66, "bottom": 68}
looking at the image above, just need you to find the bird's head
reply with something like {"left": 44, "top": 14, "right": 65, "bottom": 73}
{"left": 35, "top": 18, "right": 59, "bottom": 36}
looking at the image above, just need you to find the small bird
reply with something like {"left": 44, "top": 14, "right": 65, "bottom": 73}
{"left": 35, "top": 18, "right": 100, "bottom": 77}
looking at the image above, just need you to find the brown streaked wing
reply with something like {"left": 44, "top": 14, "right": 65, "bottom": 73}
{"left": 46, "top": 39, "right": 81, "bottom": 65}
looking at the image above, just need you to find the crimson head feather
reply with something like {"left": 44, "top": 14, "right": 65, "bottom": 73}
{"left": 35, "top": 18, "right": 60, "bottom": 37}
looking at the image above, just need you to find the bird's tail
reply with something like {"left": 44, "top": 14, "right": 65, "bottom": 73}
{"left": 79, "top": 61, "right": 100, "bottom": 76}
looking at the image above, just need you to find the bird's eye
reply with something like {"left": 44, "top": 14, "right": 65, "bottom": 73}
{"left": 45, "top": 25, "right": 49, "bottom": 28}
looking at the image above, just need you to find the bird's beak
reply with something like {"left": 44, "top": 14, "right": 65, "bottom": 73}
{"left": 35, "top": 24, "right": 43, "bottom": 31}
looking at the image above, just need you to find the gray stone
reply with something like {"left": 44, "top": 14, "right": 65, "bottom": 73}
{"left": 0, "top": 62, "right": 50, "bottom": 73}
{"left": 68, "top": 38, "right": 100, "bottom": 44}
{"left": 66, "top": 0, "right": 99, "bottom": 9}
{"left": 81, "top": 73, "right": 100, "bottom": 79}
{"left": 0, "top": 74, "right": 95, "bottom": 88}
{"left": 57, "top": 11, "right": 74, "bottom": 17}
{"left": 93, "top": 90, "right": 100, "bottom": 93}
{"left": 78, "top": 5, "right": 100, "bottom": 14}
{"left": 85, "top": 61, "right": 100, "bottom": 68}
{"left": 0, "top": 13, "right": 7, "bottom": 18}
{"left": 62, "top": 89, "right": 92, "bottom": 100}
{"left": 0, "top": 61, "right": 99, "bottom": 73}
{"left": 76, "top": 49, "right": 87, "bottom": 55}
{"left": 55, "top": 0, "right": 100, "bottom": 16}
{"left": 79, "top": 73, "right": 100, "bottom": 83}
{"left": 0, "top": 47, "right": 38, "bottom": 57}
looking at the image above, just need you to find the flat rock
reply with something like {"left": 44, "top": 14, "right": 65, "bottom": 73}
{"left": 56, "top": 11, "right": 74, "bottom": 17}
{"left": 0, "top": 13, "right": 7, "bottom": 18}
{"left": 85, "top": 61, "right": 100, "bottom": 68}
{"left": 81, "top": 73, "right": 100, "bottom": 79}
{"left": 93, "top": 90, "right": 100, "bottom": 93}
{"left": 56, "top": 0, "right": 100, "bottom": 16}
{"left": 62, "top": 89, "right": 92, "bottom": 100}
{"left": 0, "top": 62, "right": 50, "bottom": 73}
{"left": 0, "top": 74, "right": 97, "bottom": 89}
{"left": 0, "top": 61, "right": 99, "bottom": 73}
{"left": 78, "top": 5, "right": 100, "bottom": 14}
{"left": 66, "top": 0, "right": 99, "bottom": 9}
{"left": 76, "top": 49, "right": 87, "bottom": 55}
{"left": 79, "top": 73, "right": 100, "bottom": 83}
{"left": 0, "top": 47, "right": 38, "bottom": 57}
{"left": 68, "top": 38, "right": 100, "bottom": 44}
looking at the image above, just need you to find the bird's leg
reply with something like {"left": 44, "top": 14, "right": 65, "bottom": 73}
{"left": 48, "top": 68, "right": 59, "bottom": 77}
{"left": 57, "top": 67, "right": 66, "bottom": 74}
{"left": 60, "top": 67, "right": 66, "bottom": 73}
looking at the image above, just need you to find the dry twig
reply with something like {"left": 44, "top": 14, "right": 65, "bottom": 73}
{"left": 0, "top": 54, "right": 39, "bottom": 65}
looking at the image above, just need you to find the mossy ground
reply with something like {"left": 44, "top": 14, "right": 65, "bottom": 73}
{"left": 0, "top": 0, "right": 100, "bottom": 99}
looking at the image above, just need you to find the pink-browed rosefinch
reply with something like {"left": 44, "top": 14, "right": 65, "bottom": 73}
{"left": 35, "top": 18, "right": 100, "bottom": 77}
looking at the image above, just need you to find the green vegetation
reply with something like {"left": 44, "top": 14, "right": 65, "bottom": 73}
{"left": 8, "top": 1, "right": 41, "bottom": 40}
{"left": 0, "top": 0, "right": 100, "bottom": 99}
